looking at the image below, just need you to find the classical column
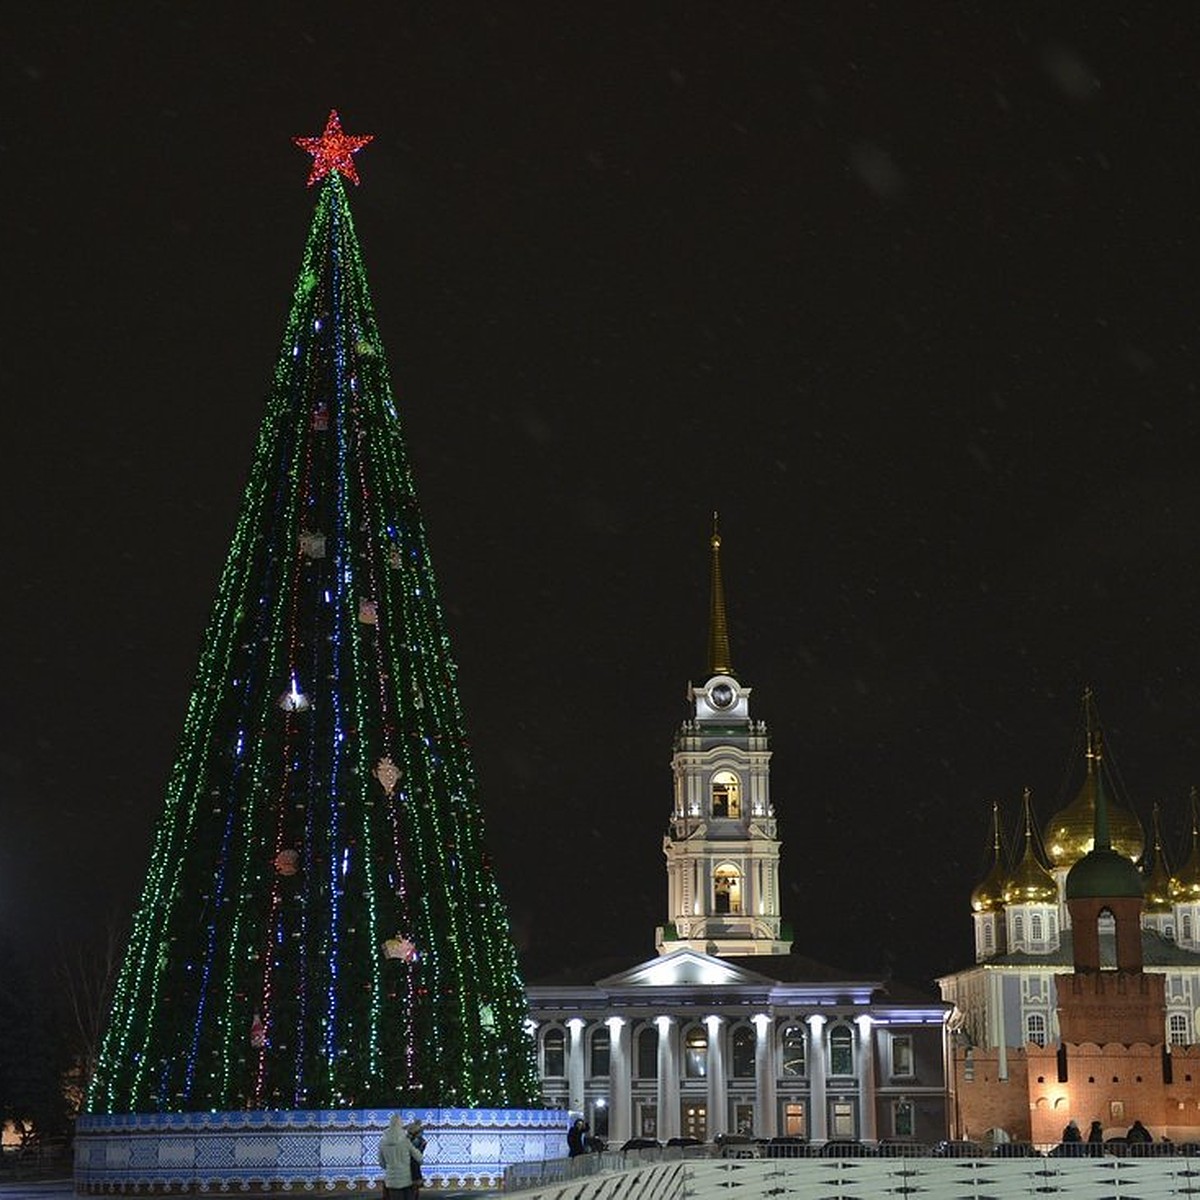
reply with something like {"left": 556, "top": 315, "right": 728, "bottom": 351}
{"left": 705, "top": 1015, "right": 727, "bottom": 1138}
{"left": 987, "top": 971, "right": 1008, "bottom": 1080}
{"left": 608, "top": 1017, "right": 631, "bottom": 1145}
{"left": 753, "top": 1013, "right": 776, "bottom": 1138}
{"left": 855, "top": 1015, "right": 877, "bottom": 1142}
{"left": 806, "top": 1015, "right": 827, "bottom": 1141}
{"left": 656, "top": 1016, "right": 680, "bottom": 1140}
{"left": 567, "top": 1018, "right": 586, "bottom": 1114}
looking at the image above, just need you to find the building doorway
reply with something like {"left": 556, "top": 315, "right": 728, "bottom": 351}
{"left": 681, "top": 1102, "right": 707, "bottom": 1141}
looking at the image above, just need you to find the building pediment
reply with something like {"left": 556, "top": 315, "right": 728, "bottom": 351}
{"left": 595, "top": 948, "right": 774, "bottom": 988}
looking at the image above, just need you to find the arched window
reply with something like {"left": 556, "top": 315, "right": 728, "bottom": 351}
{"left": 1014, "top": 913, "right": 1025, "bottom": 941}
{"left": 780, "top": 1025, "right": 806, "bottom": 1077}
{"left": 543, "top": 1028, "right": 565, "bottom": 1077}
{"left": 731, "top": 1025, "right": 756, "bottom": 1078}
{"left": 983, "top": 922, "right": 994, "bottom": 951}
{"left": 1184, "top": 914, "right": 1194, "bottom": 941}
{"left": 711, "top": 770, "right": 741, "bottom": 818}
{"left": 1049, "top": 914, "right": 1057, "bottom": 940}
{"left": 1031, "top": 914, "right": 1044, "bottom": 941}
{"left": 1026, "top": 1013, "right": 1046, "bottom": 1047}
{"left": 590, "top": 1027, "right": 610, "bottom": 1076}
{"left": 684, "top": 1026, "right": 708, "bottom": 1078}
{"left": 829, "top": 1025, "right": 853, "bottom": 1076}
{"left": 714, "top": 864, "right": 742, "bottom": 914}
{"left": 637, "top": 1025, "right": 659, "bottom": 1079}
{"left": 1170, "top": 1013, "right": 1190, "bottom": 1046}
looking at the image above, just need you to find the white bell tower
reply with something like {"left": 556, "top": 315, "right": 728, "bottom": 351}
{"left": 656, "top": 520, "right": 791, "bottom": 957}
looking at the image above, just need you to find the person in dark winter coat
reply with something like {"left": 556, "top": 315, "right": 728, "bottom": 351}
{"left": 1087, "top": 1120, "right": 1104, "bottom": 1154}
{"left": 567, "top": 1118, "right": 588, "bottom": 1157}
{"left": 1127, "top": 1120, "right": 1152, "bottom": 1145}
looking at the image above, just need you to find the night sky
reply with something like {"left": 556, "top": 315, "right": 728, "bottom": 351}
{"left": 6, "top": 3, "right": 1200, "bottom": 995}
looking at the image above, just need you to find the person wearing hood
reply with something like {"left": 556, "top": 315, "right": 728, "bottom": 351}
{"left": 379, "top": 1114, "right": 423, "bottom": 1200}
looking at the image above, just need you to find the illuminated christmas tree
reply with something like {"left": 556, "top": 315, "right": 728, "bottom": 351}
{"left": 88, "top": 113, "right": 538, "bottom": 1113}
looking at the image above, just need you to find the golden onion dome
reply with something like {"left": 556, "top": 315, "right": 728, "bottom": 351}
{"left": 1005, "top": 791, "right": 1057, "bottom": 905}
{"left": 971, "top": 801, "right": 1008, "bottom": 913}
{"left": 1143, "top": 805, "right": 1174, "bottom": 914}
{"left": 1042, "top": 739, "right": 1144, "bottom": 868}
{"left": 1170, "top": 794, "right": 1200, "bottom": 904}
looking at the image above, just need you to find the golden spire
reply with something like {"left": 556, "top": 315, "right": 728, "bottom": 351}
{"left": 1171, "top": 788, "right": 1200, "bottom": 903}
{"left": 1005, "top": 789, "right": 1058, "bottom": 905}
{"left": 971, "top": 800, "right": 1008, "bottom": 913}
{"left": 1144, "top": 803, "right": 1174, "bottom": 913}
{"left": 707, "top": 512, "right": 733, "bottom": 677}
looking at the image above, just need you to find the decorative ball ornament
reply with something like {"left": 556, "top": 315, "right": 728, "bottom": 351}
{"left": 358, "top": 599, "right": 378, "bottom": 625}
{"left": 293, "top": 110, "right": 374, "bottom": 187}
{"left": 250, "top": 1013, "right": 268, "bottom": 1049}
{"left": 274, "top": 849, "right": 300, "bottom": 876}
{"left": 383, "top": 934, "right": 417, "bottom": 962}
{"left": 299, "top": 530, "right": 326, "bottom": 559}
{"left": 374, "top": 756, "right": 401, "bottom": 797}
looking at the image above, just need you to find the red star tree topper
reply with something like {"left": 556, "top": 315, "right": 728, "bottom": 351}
{"left": 294, "top": 110, "right": 374, "bottom": 186}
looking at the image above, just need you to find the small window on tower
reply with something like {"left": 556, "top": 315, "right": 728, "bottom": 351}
{"left": 711, "top": 771, "right": 741, "bottom": 818}
{"left": 1027, "top": 1013, "right": 1047, "bottom": 1047}
{"left": 1170, "top": 1013, "right": 1190, "bottom": 1046}
{"left": 1031, "top": 914, "right": 1044, "bottom": 941}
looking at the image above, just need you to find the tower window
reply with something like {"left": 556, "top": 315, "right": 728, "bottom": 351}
{"left": 1031, "top": 914, "right": 1044, "bottom": 941}
{"left": 1014, "top": 914, "right": 1025, "bottom": 941}
{"left": 1027, "top": 1013, "right": 1047, "bottom": 1047}
{"left": 983, "top": 923, "right": 994, "bottom": 951}
{"left": 711, "top": 770, "right": 741, "bottom": 818}
{"left": 1170, "top": 1013, "right": 1190, "bottom": 1046}
{"left": 1185, "top": 915, "right": 1194, "bottom": 942}
{"left": 780, "top": 1025, "right": 806, "bottom": 1077}
{"left": 714, "top": 864, "right": 743, "bottom": 914}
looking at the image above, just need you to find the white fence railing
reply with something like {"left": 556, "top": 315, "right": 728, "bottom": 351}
{"left": 505, "top": 1149, "right": 1200, "bottom": 1200}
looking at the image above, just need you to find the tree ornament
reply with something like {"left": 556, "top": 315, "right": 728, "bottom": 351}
{"left": 274, "top": 849, "right": 300, "bottom": 876}
{"left": 373, "top": 756, "right": 401, "bottom": 796}
{"left": 358, "top": 599, "right": 378, "bottom": 625}
{"left": 388, "top": 544, "right": 404, "bottom": 569}
{"left": 311, "top": 403, "right": 329, "bottom": 431}
{"left": 293, "top": 110, "right": 374, "bottom": 187}
{"left": 249, "top": 1013, "right": 268, "bottom": 1049}
{"left": 299, "top": 529, "right": 326, "bottom": 558}
{"left": 279, "top": 676, "right": 310, "bottom": 711}
{"left": 383, "top": 934, "right": 418, "bottom": 962}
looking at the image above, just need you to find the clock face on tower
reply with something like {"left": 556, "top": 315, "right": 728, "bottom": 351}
{"left": 710, "top": 682, "right": 735, "bottom": 709}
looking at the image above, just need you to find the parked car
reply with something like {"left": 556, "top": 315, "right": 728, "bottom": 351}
{"left": 765, "top": 1136, "right": 809, "bottom": 1159}
{"left": 877, "top": 1139, "right": 923, "bottom": 1157}
{"left": 819, "top": 1140, "right": 873, "bottom": 1157}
